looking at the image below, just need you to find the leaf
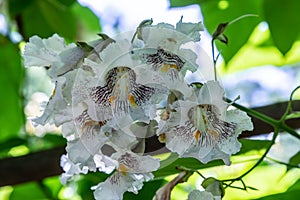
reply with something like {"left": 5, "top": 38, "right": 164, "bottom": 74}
{"left": 263, "top": 0, "right": 300, "bottom": 55}
{"left": 238, "top": 139, "right": 271, "bottom": 155}
{"left": 286, "top": 111, "right": 300, "bottom": 120}
{"left": 27, "top": 134, "right": 66, "bottom": 151}
{"left": 8, "top": 0, "right": 35, "bottom": 16}
{"left": 154, "top": 156, "right": 223, "bottom": 179}
{"left": 0, "top": 36, "right": 24, "bottom": 142}
{"left": 154, "top": 139, "right": 271, "bottom": 179}
{"left": 170, "top": 0, "right": 262, "bottom": 65}
{"left": 77, "top": 172, "right": 110, "bottom": 200}
{"left": 9, "top": 182, "right": 48, "bottom": 199}
{"left": 287, "top": 151, "right": 300, "bottom": 171}
{"left": 0, "top": 138, "right": 26, "bottom": 157}
{"left": 124, "top": 179, "right": 166, "bottom": 200}
{"left": 70, "top": 2, "right": 102, "bottom": 41}
{"left": 253, "top": 190, "right": 300, "bottom": 200}
{"left": 57, "top": 0, "right": 76, "bottom": 6}
{"left": 21, "top": 0, "right": 77, "bottom": 41}
{"left": 169, "top": 0, "right": 200, "bottom": 7}
{"left": 287, "top": 179, "right": 300, "bottom": 192}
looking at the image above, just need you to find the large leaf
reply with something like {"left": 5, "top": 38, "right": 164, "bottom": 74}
{"left": 10, "top": 0, "right": 101, "bottom": 41}
{"left": 71, "top": 2, "right": 102, "bottom": 41}
{"left": 263, "top": 0, "right": 300, "bottom": 55}
{"left": 0, "top": 36, "right": 24, "bottom": 142}
{"left": 8, "top": 0, "right": 35, "bottom": 16}
{"left": 9, "top": 182, "right": 48, "bottom": 199}
{"left": 254, "top": 190, "right": 300, "bottom": 200}
{"left": 170, "top": 0, "right": 262, "bottom": 64}
{"left": 154, "top": 139, "right": 271, "bottom": 179}
{"left": 124, "top": 179, "right": 166, "bottom": 200}
{"left": 287, "top": 150, "right": 300, "bottom": 172}
{"left": 20, "top": 0, "right": 77, "bottom": 41}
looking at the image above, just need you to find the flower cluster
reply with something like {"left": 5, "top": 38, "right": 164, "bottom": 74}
{"left": 23, "top": 18, "right": 253, "bottom": 199}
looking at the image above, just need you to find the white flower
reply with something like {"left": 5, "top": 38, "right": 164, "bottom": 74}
{"left": 79, "top": 39, "right": 167, "bottom": 123}
{"left": 160, "top": 81, "right": 253, "bottom": 165}
{"left": 60, "top": 154, "right": 89, "bottom": 185}
{"left": 23, "top": 34, "right": 73, "bottom": 68}
{"left": 23, "top": 34, "right": 106, "bottom": 78}
{"left": 33, "top": 76, "right": 69, "bottom": 126}
{"left": 92, "top": 150, "right": 160, "bottom": 199}
{"left": 139, "top": 17, "right": 204, "bottom": 51}
{"left": 134, "top": 47, "right": 196, "bottom": 98}
{"left": 133, "top": 18, "right": 203, "bottom": 98}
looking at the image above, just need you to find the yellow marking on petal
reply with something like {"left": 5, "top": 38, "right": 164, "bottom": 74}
{"left": 160, "top": 64, "right": 170, "bottom": 73}
{"left": 128, "top": 94, "right": 137, "bottom": 108}
{"left": 160, "top": 110, "right": 170, "bottom": 120}
{"left": 202, "top": 114, "right": 207, "bottom": 125}
{"left": 194, "top": 130, "right": 201, "bottom": 142}
{"left": 109, "top": 96, "right": 116, "bottom": 103}
{"left": 207, "top": 128, "right": 218, "bottom": 140}
{"left": 118, "top": 163, "right": 128, "bottom": 175}
{"left": 169, "top": 64, "right": 178, "bottom": 70}
{"left": 158, "top": 133, "right": 166, "bottom": 143}
{"left": 50, "top": 87, "right": 56, "bottom": 98}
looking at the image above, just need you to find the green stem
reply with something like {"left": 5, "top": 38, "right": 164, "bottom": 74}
{"left": 222, "top": 128, "right": 279, "bottom": 188}
{"left": 176, "top": 166, "right": 206, "bottom": 179}
{"left": 266, "top": 156, "right": 300, "bottom": 168}
{"left": 226, "top": 98, "right": 300, "bottom": 139}
{"left": 225, "top": 98, "right": 278, "bottom": 126}
{"left": 280, "top": 122, "right": 300, "bottom": 140}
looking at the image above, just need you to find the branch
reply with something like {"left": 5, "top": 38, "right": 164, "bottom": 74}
{"left": 0, "top": 147, "right": 65, "bottom": 187}
{"left": 0, "top": 101, "right": 299, "bottom": 187}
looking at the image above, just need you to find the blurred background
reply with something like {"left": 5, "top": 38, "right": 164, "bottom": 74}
{"left": 0, "top": 0, "right": 299, "bottom": 199}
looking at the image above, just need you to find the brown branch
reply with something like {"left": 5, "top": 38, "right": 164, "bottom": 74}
{"left": 0, "top": 147, "right": 65, "bottom": 187}
{"left": 0, "top": 101, "right": 299, "bottom": 187}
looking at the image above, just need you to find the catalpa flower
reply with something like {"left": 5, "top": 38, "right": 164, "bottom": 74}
{"left": 159, "top": 81, "right": 253, "bottom": 165}
{"left": 23, "top": 34, "right": 102, "bottom": 78}
{"left": 132, "top": 18, "right": 203, "bottom": 98}
{"left": 93, "top": 150, "right": 160, "bottom": 200}
{"left": 78, "top": 39, "right": 168, "bottom": 123}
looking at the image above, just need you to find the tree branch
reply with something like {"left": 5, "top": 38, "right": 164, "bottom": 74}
{"left": 0, "top": 101, "right": 299, "bottom": 187}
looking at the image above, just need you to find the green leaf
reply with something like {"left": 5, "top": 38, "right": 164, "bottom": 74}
{"left": 253, "top": 190, "right": 300, "bottom": 200}
{"left": 169, "top": 0, "right": 200, "bottom": 7}
{"left": 0, "top": 138, "right": 26, "bottom": 157}
{"left": 21, "top": 0, "right": 77, "bottom": 41}
{"left": 0, "top": 36, "right": 24, "bottom": 142}
{"left": 154, "top": 139, "right": 271, "bottom": 179}
{"left": 70, "top": 2, "right": 102, "bottom": 41}
{"left": 43, "top": 176, "right": 63, "bottom": 199}
{"left": 286, "top": 111, "right": 300, "bottom": 120}
{"left": 287, "top": 179, "right": 300, "bottom": 192}
{"left": 57, "top": 0, "right": 76, "bottom": 6}
{"left": 8, "top": 0, "right": 35, "bottom": 16}
{"left": 154, "top": 156, "right": 223, "bottom": 179}
{"left": 9, "top": 182, "right": 48, "bottom": 199}
{"left": 263, "top": 0, "right": 300, "bottom": 55}
{"left": 77, "top": 172, "right": 110, "bottom": 200}
{"left": 238, "top": 139, "right": 271, "bottom": 155}
{"left": 287, "top": 151, "right": 300, "bottom": 171}
{"left": 124, "top": 179, "right": 166, "bottom": 200}
{"left": 170, "top": 0, "right": 262, "bottom": 65}
{"left": 27, "top": 134, "right": 66, "bottom": 151}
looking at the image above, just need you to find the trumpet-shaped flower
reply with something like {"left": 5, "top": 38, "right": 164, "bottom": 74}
{"left": 93, "top": 150, "right": 160, "bottom": 200}
{"left": 78, "top": 39, "right": 168, "bottom": 123}
{"left": 160, "top": 81, "right": 253, "bottom": 165}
